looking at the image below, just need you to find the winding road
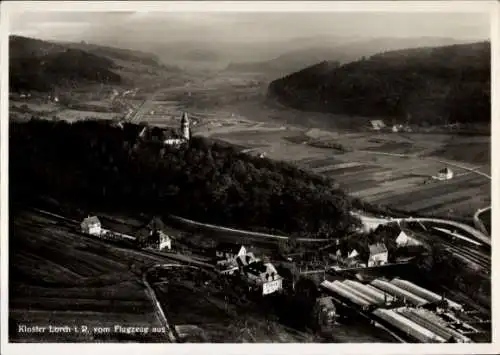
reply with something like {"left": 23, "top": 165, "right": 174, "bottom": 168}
{"left": 473, "top": 206, "right": 491, "bottom": 236}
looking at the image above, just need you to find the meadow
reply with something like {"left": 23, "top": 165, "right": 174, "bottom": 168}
{"left": 9, "top": 210, "right": 168, "bottom": 342}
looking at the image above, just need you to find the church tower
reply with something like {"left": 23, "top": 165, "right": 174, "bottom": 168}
{"left": 181, "top": 112, "right": 190, "bottom": 141}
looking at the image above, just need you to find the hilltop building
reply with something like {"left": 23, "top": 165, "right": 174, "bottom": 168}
{"left": 368, "top": 243, "right": 388, "bottom": 267}
{"left": 163, "top": 112, "right": 191, "bottom": 146}
{"left": 81, "top": 216, "right": 102, "bottom": 236}
{"left": 132, "top": 112, "right": 192, "bottom": 146}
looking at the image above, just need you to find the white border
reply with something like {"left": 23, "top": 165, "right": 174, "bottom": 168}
{"left": 1, "top": 1, "right": 498, "bottom": 355}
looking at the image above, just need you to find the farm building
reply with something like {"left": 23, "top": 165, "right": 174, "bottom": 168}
{"left": 437, "top": 167, "right": 454, "bottom": 180}
{"left": 395, "top": 230, "right": 421, "bottom": 247}
{"left": 81, "top": 216, "right": 102, "bottom": 236}
{"left": 347, "top": 249, "right": 359, "bottom": 259}
{"left": 240, "top": 259, "right": 283, "bottom": 296}
{"left": 235, "top": 252, "right": 259, "bottom": 267}
{"left": 215, "top": 242, "right": 247, "bottom": 264}
{"left": 370, "top": 120, "right": 386, "bottom": 131}
{"left": 150, "top": 230, "right": 172, "bottom": 251}
{"left": 367, "top": 243, "right": 388, "bottom": 267}
{"left": 137, "top": 217, "right": 176, "bottom": 250}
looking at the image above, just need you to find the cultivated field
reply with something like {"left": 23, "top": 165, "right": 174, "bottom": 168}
{"left": 9, "top": 210, "right": 169, "bottom": 342}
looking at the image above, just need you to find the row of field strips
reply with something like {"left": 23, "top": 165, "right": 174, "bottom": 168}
{"left": 353, "top": 170, "right": 485, "bottom": 202}
{"left": 411, "top": 196, "right": 478, "bottom": 214}
{"left": 432, "top": 202, "right": 488, "bottom": 219}
{"left": 397, "top": 192, "right": 476, "bottom": 213}
{"left": 368, "top": 173, "right": 486, "bottom": 206}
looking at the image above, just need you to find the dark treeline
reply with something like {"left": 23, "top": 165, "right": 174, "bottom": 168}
{"left": 268, "top": 42, "right": 490, "bottom": 125}
{"left": 10, "top": 119, "right": 361, "bottom": 239}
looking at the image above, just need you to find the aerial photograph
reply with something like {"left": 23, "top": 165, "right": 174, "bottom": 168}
{"left": 6, "top": 3, "right": 492, "bottom": 346}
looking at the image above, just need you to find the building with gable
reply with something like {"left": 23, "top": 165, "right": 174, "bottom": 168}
{"left": 368, "top": 243, "right": 389, "bottom": 267}
{"left": 81, "top": 216, "right": 102, "bottom": 236}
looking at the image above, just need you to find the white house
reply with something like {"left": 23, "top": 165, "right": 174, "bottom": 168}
{"left": 347, "top": 249, "right": 359, "bottom": 259}
{"left": 81, "top": 216, "right": 102, "bottom": 236}
{"left": 368, "top": 243, "right": 388, "bottom": 267}
{"left": 235, "top": 252, "right": 258, "bottom": 267}
{"left": 215, "top": 242, "right": 247, "bottom": 263}
{"left": 395, "top": 230, "right": 421, "bottom": 247}
{"left": 240, "top": 260, "right": 283, "bottom": 296}
{"left": 437, "top": 167, "right": 454, "bottom": 180}
{"left": 370, "top": 120, "right": 386, "bottom": 131}
{"left": 151, "top": 230, "right": 172, "bottom": 251}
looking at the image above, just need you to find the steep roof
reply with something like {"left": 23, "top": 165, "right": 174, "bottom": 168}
{"left": 82, "top": 216, "right": 100, "bottom": 226}
{"left": 244, "top": 261, "right": 280, "bottom": 282}
{"left": 217, "top": 242, "right": 244, "bottom": 254}
{"left": 369, "top": 243, "right": 388, "bottom": 255}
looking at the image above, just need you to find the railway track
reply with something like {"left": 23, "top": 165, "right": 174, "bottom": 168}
{"left": 409, "top": 228, "right": 490, "bottom": 271}
{"left": 442, "top": 244, "right": 490, "bottom": 270}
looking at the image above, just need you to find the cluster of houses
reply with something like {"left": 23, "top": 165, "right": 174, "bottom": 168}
{"left": 80, "top": 215, "right": 173, "bottom": 250}
{"left": 335, "top": 227, "right": 422, "bottom": 269}
{"left": 214, "top": 242, "right": 283, "bottom": 296}
{"left": 369, "top": 120, "right": 412, "bottom": 133}
{"left": 81, "top": 214, "right": 283, "bottom": 295}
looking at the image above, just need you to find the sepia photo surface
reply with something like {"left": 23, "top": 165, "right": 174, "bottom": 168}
{"left": 1, "top": 1, "right": 497, "bottom": 354}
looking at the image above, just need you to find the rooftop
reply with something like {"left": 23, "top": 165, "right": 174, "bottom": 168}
{"left": 369, "top": 243, "right": 388, "bottom": 255}
{"left": 82, "top": 216, "right": 100, "bottom": 225}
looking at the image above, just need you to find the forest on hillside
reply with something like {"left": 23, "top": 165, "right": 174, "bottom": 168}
{"left": 10, "top": 36, "right": 123, "bottom": 92}
{"left": 268, "top": 42, "right": 490, "bottom": 125}
{"left": 10, "top": 119, "right": 360, "bottom": 239}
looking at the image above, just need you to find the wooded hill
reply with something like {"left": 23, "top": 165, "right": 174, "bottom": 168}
{"left": 10, "top": 119, "right": 361, "bottom": 239}
{"left": 9, "top": 36, "right": 182, "bottom": 93}
{"left": 268, "top": 42, "right": 490, "bottom": 125}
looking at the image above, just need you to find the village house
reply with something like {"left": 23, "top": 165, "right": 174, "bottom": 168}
{"left": 370, "top": 120, "right": 386, "bottom": 131}
{"left": 235, "top": 252, "right": 259, "bottom": 267}
{"left": 136, "top": 217, "right": 175, "bottom": 251}
{"left": 437, "top": 167, "right": 454, "bottom": 180}
{"left": 395, "top": 229, "right": 421, "bottom": 248}
{"left": 149, "top": 230, "right": 172, "bottom": 251}
{"left": 347, "top": 249, "right": 359, "bottom": 259}
{"left": 367, "top": 243, "right": 389, "bottom": 267}
{"left": 81, "top": 216, "right": 102, "bottom": 236}
{"left": 215, "top": 242, "right": 247, "bottom": 264}
{"left": 240, "top": 259, "right": 283, "bottom": 295}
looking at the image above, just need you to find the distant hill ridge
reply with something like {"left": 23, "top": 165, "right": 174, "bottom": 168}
{"left": 224, "top": 36, "right": 472, "bottom": 78}
{"left": 268, "top": 41, "right": 490, "bottom": 125}
{"left": 9, "top": 35, "right": 181, "bottom": 92}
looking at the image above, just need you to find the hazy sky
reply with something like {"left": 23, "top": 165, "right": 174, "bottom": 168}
{"left": 9, "top": 11, "right": 490, "bottom": 44}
